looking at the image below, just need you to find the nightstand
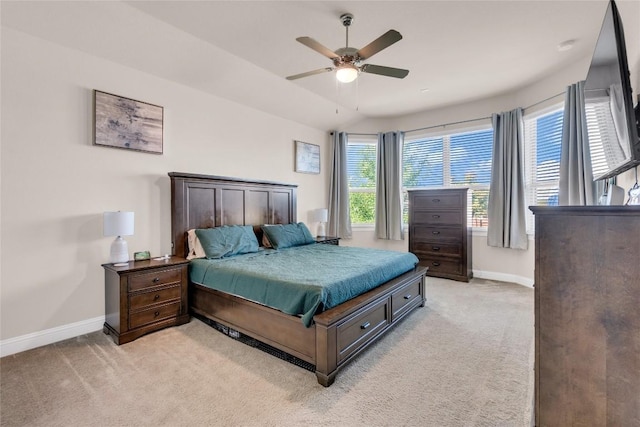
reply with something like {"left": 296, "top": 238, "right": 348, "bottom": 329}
{"left": 316, "top": 236, "right": 340, "bottom": 245}
{"left": 102, "top": 256, "right": 190, "bottom": 345}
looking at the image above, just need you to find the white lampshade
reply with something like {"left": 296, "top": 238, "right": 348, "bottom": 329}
{"left": 312, "top": 208, "right": 328, "bottom": 223}
{"left": 103, "top": 211, "right": 134, "bottom": 237}
{"left": 103, "top": 211, "right": 134, "bottom": 264}
{"left": 336, "top": 65, "right": 358, "bottom": 83}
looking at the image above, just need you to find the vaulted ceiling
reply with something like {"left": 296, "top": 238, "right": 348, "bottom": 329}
{"left": 3, "top": 1, "right": 639, "bottom": 130}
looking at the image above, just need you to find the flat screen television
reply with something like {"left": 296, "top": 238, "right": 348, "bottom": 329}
{"left": 584, "top": 0, "right": 640, "bottom": 181}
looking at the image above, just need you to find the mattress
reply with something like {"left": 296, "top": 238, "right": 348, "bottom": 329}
{"left": 189, "top": 244, "right": 419, "bottom": 327}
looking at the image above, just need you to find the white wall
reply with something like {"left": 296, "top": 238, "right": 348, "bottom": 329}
{"left": 0, "top": 28, "right": 329, "bottom": 350}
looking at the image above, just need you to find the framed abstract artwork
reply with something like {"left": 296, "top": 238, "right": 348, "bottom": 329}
{"left": 294, "top": 140, "right": 320, "bottom": 174}
{"left": 93, "top": 90, "right": 164, "bottom": 154}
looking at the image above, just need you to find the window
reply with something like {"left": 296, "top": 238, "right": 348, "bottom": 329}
{"left": 585, "top": 98, "right": 623, "bottom": 178}
{"left": 402, "top": 128, "right": 493, "bottom": 227}
{"left": 347, "top": 135, "right": 377, "bottom": 225}
{"left": 524, "top": 107, "right": 563, "bottom": 232}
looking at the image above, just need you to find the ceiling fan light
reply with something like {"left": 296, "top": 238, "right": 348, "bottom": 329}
{"left": 336, "top": 65, "right": 358, "bottom": 83}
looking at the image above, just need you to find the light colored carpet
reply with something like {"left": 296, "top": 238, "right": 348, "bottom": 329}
{"left": 0, "top": 277, "right": 534, "bottom": 427}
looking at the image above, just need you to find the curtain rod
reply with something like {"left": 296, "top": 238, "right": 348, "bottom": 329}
{"left": 403, "top": 91, "right": 565, "bottom": 134}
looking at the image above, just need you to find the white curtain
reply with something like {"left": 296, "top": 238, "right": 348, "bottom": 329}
{"left": 559, "top": 81, "right": 596, "bottom": 205}
{"left": 487, "top": 108, "right": 528, "bottom": 250}
{"left": 375, "top": 131, "right": 404, "bottom": 240}
{"left": 327, "top": 131, "right": 352, "bottom": 239}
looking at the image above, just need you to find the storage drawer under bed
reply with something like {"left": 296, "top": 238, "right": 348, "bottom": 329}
{"left": 336, "top": 298, "right": 390, "bottom": 364}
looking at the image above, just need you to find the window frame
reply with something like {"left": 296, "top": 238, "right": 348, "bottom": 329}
{"left": 402, "top": 123, "right": 493, "bottom": 229}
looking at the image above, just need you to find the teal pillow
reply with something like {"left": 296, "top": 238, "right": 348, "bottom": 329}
{"left": 195, "top": 225, "right": 259, "bottom": 259}
{"left": 261, "top": 223, "right": 315, "bottom": 249}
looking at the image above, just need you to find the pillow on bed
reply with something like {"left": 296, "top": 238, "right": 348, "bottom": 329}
{"left": 261, "top": 223, "right": 315, "bottom": 250}
{"left": 186, "top": 229, "right": 207, "bottom": 260}
{"left": 195, "top": 225, "right": 259, "bottom": 259}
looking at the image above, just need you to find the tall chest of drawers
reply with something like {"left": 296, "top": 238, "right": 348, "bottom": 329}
{"left": 408, "top": 188, "right": 472, "bottom": 282}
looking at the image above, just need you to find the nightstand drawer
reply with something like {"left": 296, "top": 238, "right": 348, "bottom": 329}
{"left": 129, "top": 285, "right": 181, "bottom": 309}
{"left": 129, "top": 301, "right": 181, "bottom": 329}
{"left": 129, "top": 268, "right": 182, "bottom": 291}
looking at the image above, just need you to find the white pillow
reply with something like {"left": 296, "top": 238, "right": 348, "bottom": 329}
{"left": 187, "top": 229, "right": 206, "bottom": 260}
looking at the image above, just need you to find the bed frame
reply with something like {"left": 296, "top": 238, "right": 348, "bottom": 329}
{"left": 169, "top": 172, "right": 427, "bottom": 386}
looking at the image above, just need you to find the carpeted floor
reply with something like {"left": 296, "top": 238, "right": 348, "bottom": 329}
{"left": 0, "top": 277, "right": 534, "bottom": 427}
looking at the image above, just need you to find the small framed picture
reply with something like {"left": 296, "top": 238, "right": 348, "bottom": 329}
{"left": 134, "top": 251, "right": 151, "bottom": 261}
{"left": 295, "top": 141, "right": 320, "bottom": 174}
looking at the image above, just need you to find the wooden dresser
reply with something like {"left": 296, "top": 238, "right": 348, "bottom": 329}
{"left": 103, "top": 256, "right": 190, "bottom": 344}
{"left": 531, "top": 206, "right": 640, "bottom": 426}
{"left": 408, "top": 188, "right": 472, "bottom": 282}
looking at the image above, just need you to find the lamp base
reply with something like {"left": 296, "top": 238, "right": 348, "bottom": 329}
{"left": 110, "top": 236, "right": 129, "bottom": 263}
{"left": 317, "top": 222, "right": 326, "bottom": 238}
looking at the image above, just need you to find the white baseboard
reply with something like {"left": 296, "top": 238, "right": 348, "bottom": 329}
{"left": 0, "top": 316, "right": 105, "bottom": 358}
{"left": 473, "top": 270, "right": 534, "bottom": 288}
{"left": 1, "top": 271, "right": 533, "bottom": 358}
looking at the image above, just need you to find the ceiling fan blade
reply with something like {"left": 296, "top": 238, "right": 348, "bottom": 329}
{"left": 286, "top": 67, "right": 334, "bottom": 80}
{"left": 356, "top": 30, "right": 403, "bottom": 60}
{"left": 360, "top": 64, "right": 409, "bottom": 79}
{"left": 296, "top": 37, "right": 339, "bottom": 60}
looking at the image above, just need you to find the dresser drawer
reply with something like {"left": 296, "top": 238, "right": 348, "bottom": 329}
{"left": 410, "top": 225, "right": 462, "bottom": 243}
{"left": 419, "top": 257, "right": 462, "bottom": 276}
{"left": 129, "top": 285, "right": 181, "bottom": 310}
{"left": 412, "top": 192, "right": 464, "bottom": 209}
{"left": 337, "top": 298, "right": 389, "bottom": 363}
{"left": 391, "top": 277, "right": 423, "bottom": 320}
{"left": 129, "top": 268, "right": 182, "bottom": 292}
{"left": 412, "top": 210, "right": 464, "bottom": 226}
{"left": 411, "top": 242, "right": 462, "bottom": 257}
{"left": 129, "top": 301, "right": 181, "bottom": 329}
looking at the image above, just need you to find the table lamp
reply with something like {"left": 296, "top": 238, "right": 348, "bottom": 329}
{"left": 312, "top": 208, "right": 328, "bottom": 237}
{"left": 103, "top": 211, "right": 134, "bottom": 264}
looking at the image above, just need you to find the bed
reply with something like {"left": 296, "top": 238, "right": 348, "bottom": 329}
{"left": 169, "top": 172, "right": 427, "bottom": 386}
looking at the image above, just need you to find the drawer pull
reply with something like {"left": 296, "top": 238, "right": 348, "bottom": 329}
{"left": 432, "top": 246, "right": 441, "bottom": 251}
{"left": 432, "top": 199, "right": 440, "bottom": 203}
{"left": 404, "top": 294, "right": 412, "bottom": 300}
{"left": 152, "top": 277, "right": 160, "bottom": 283}
{"left": 432, "top": 262, "right": 441, "bottom": 267}
{"left": 154, "top": 311, "right": 160, "bottom": 317}
{"left": 432, "top": 231, "right": 440, "bottom": 235}
{"left": 361, "top": 322, "right": 371, "bottom": 330}
{"left": 154, "top": 294, "right": 160, "bottom": 300}
{"left": 432, "top": 214, "right": 440, "bottom": 219}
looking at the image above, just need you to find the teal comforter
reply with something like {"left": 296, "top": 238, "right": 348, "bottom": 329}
{"left": 189, "top": 244, "right": 419, "bottom": 327}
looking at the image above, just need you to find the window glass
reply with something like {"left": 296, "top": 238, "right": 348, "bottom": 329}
{"left": 403, "top": 128, "right": 493, "bottom": 227}
{"left": 347, "top": 137, "right": 377, "bottom": 225}
{"left": 524, "top": 108, "right": 563, "bottom": 232}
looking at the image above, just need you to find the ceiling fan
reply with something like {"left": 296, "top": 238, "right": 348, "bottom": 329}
{"left": 286, "top": 13, "right": 409, "bottom": 83}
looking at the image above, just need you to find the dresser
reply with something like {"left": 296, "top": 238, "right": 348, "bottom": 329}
{"left": 103, "top": 256, "right": 190, "bottom": 344}
{"left": 408, "top": 188, "right": 472, "bottom": 282}
{"left": 531, "top": 206, "right": 640, "bottom": 426}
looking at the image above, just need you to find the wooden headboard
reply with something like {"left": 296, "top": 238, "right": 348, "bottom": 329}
{"left": 169, "top": 172, "right": 298, "bottom": 257}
